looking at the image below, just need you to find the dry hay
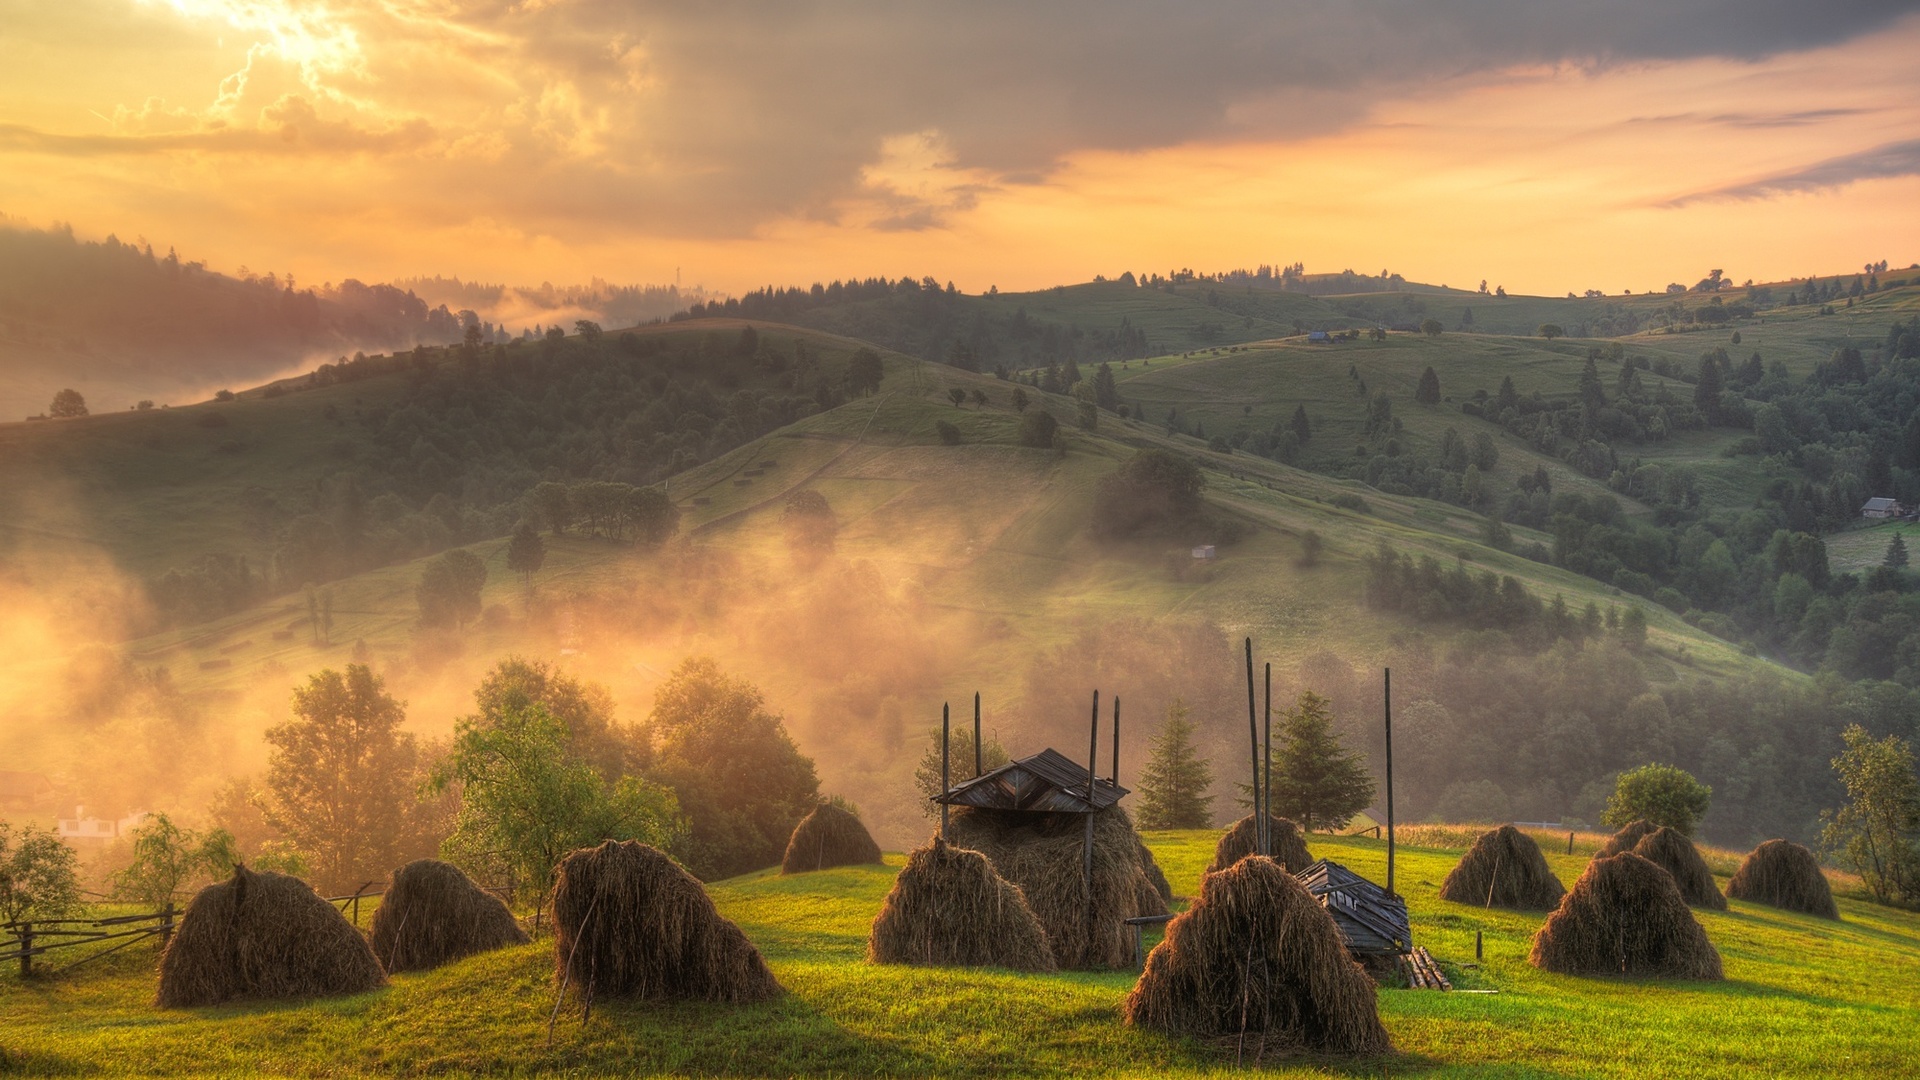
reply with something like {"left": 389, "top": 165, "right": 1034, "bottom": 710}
{"left": 550, "top": 840, "right": 782, "bottom": 1004}
{"left": 1438, "top": 825, "right": 1566, "bottom": 911}
{"left": 1123, "top": 855, "right": 1390, "bottom": 1056}
{"left": 157, "top": 866, "right": 386, "bottom": 1008}
{"left": 368, "top": 859, "right": 529, "bottom": 974}
{"left": 1205, "top": 813, "right": 1313, "bottom": 875}
{"left": 1596, "top": 818, "right": 1660, "bottom": 858}
{"left": 866, "top": 836, "right": 1056, "bottom": 972}
{"left": 1137, "top": 841, "right": 1174, "bottom": 913}
{"left": 1630, "top": 827, "right": 1727, "bottom": 910}
{"left": 781, "top": 803, "right": 883, "bottom": 874}
{"left": 1727, "top": 839, "right": 1838, "bottom": 919}
{"left": 1529, "top": 852, "right": 1723, "bottom": 980}
{"left": 945, "top": 804, "right": 1162, "bottom": 969}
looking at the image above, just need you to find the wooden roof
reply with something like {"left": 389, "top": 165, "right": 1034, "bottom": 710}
{"left": 1296, "top": 859, "right": 1410, "bottom": 956}
{"left": 932, "top": 748, "right": 1128, "bottom": 814}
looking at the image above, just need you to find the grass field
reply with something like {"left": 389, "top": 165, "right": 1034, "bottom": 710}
{"left": 1824, "top": 519, "right": 1920, "bottom": 575}
{"left": 4, "top": 830, "right": 1916, "bottom": 1078}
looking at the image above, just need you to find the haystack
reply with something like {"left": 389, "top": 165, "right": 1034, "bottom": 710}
{"left": 1205, "top": 813, "right": 1312, "bottom": 875}
{"left": 946, "top": 804, "right": 1161, "bottom": 969}
{"left": 550, "top": 840, "right": 781, "bottom": 1003}
{"left": 1630, "top": 827, "right": 1726, "bottom": 910}
{"left": 867, "top": 836, "right": 1056, "bottom": 971}
{"left": 369, "top": 859, "right": 528, "bottom": 974}
{"left": 1438, "top": 825, "right": 1566, "bottom": 910}
{"left": 781, "top": 803, "right": 882, "bottom": 874}
{"left": 1124, "top": 855, "right": 1390, "bottom": 1056}
{"left": 1139, "top": 842, "right": 1174, "bottom": 904}
{"left": 1529, "top": 852, "right": 1722, "bottom": 980}
{"left": 1596, "top": 818, "right": 1660, "bottom": 858}
{"left": 157, "top": 866, "right": 386, "bottom": 1008}
{"left": 1727, "top": 839, "right": 1838, "bottom": 919}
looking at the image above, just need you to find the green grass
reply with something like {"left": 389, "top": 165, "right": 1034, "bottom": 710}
{"left": 1824, "top": 520, "right": 1920, "bottom": 575}
{"left": 5, "top": 832, "right": 1916, "bottom": 1078}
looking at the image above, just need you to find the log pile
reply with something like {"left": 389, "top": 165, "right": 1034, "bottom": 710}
{"left": 1400, "top": 946, "right": 1451, "bottom": 990}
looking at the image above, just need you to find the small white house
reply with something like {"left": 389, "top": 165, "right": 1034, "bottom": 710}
{"left": 1863, "top": 497, "right": 1902, "bottom": 519}
{"left": 1192, "top": 544, "right": 1217, "bottom": 561}
{"left": 56, "top": 806, "right": 150, "bottom": 843}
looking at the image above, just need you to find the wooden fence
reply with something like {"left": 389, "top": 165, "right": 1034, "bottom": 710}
{"left": 2, "top": 882, "right": 390, "bottom": 978}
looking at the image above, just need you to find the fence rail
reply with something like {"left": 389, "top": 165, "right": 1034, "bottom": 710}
{"left": 4, "top": 878, "right": 517, "bottom": 979}
{"left": 2, "top": 906, "right": 176, "bottom": 978}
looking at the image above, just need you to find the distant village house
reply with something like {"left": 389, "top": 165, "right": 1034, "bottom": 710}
{"left": 56, "top": 806, "right": 150, "bottom": 843}
{"left": 1862, "top": 497, "right": 1904, "bottom": 519}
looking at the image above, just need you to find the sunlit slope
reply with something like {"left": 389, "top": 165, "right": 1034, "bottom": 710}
{"left": 125, "top": 342, "right": 1770, "bottom": 705}
{"left": 5, "top": 831, "right": 1915, "bottom": 1078}
{"left": 0, "top": 320, "right": 895, "bottom": 581}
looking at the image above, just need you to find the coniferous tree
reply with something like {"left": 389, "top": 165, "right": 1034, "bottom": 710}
{"left": 1885, "top": 533, "right": 1910, "bottom": 570}
{"left": 1291, "top": 404, "right": 1312, "bottom": 444}
{"left": 1136, "top": 699, "right": 1214, "bottom": 829}
{"left": 1268, "top": 691, "right": 1375, "bottom": 832}
{"left": 1415, "top": 366, "right": 1442, "bottom": 404}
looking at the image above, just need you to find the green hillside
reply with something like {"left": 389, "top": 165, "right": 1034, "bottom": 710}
{"left": 6, "top": 830, "right": 1916, "bottom": 1078}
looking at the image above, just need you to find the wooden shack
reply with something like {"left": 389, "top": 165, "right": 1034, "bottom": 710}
{"left": 1295, "top": 859, "right": 1410, "bottom": 956}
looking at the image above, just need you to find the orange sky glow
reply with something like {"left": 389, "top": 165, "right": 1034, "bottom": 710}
{"left": 2, "top": 2, "right": 1917, "bottom": 297}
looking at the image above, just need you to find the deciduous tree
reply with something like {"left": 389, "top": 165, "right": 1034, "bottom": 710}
{"left": 1602, "top": 763, "right": 1711, "bottom": 834}
{"left": 262, "top": 665, "right": 419, "bottom": 891}
{"left": 1821, "top": 724, "right": 1920, "bottom": 905}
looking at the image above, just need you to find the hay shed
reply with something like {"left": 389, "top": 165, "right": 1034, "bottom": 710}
{"left": 369, "top": 859, "right": 528, "bottom": 974}
{"left": 550, "top": 840, "right": 782, "bottom": 1004}
{"left": 1124, "top": 854, "right": 1391, "bottom": 1056}
{"left": 1438, "top": 825, "right": 1566, "bottom": 911}
{"left": 1630, "top": 827, "right": 1726, "bottom": 910}
{"left": 1726, "top": 839, "right": 1838, "bottom": 919}
{"left": 1295, "top": 859, "right": 1410, "bottom": 957}
{"left": 1529, "top": 852, "right": 1722, "bottom": 980}
{"left": 1596, "top": 818, "right": 1660, "bottom": 859}
{"left": 157, "top": 866, "right": 387, "bottom": 1008}
{"left": 1205, "top": 813, "right": 1313, "bottom": 875}
{"left": 867, "top": 836, "right": 1056, "bottom": 971}
{"left": 781, "top": 802, "right": 882, "bottom": 874}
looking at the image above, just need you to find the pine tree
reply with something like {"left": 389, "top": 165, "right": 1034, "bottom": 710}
{"left": 1268, "top": 691, "right": 1375, "bottom": 832}
{"left": 1137, "top": 699, "right": 1214, "bottom": 829}
{"left": 1291, "top": 404, "right": 1312, "bottom": 444}
{"left": 1415, "top": 366, "right": 1442, "bottom": 404}
{"left": 1885, "top": 532, "right": 1910, "bottom": 570}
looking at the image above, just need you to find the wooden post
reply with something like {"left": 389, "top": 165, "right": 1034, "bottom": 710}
{"left": 1111, "top": 696, "right": 1121, "bottom": 784}
{"left": 17, "top": 922, "right": 30, "bottom": 978}
{"left": 973, "top": 692, "right": 983, "bottom": 779}
{"left": 941, "top": 702, "right": 951, "bottom": 841}
{"left": 161, "top": 902, "right": 175, "bottom": 949}
{"left": 1262, "top": 661, "right": 1272, "bottom": 858}
{"left": 1568, "top": 831, "right": 1575, "bottom": 855}
{"left": 1385, "top": 667, "right": 1396, "bottom": 898}
{"left": 1475, "top": 929, "right": 1484, "bottom": 961}
{"left": 1085, "top": 689, "right": 1099, "bottom": 962}
{"left": 1243, "top": 637, "right": 1258, "bottom": 853}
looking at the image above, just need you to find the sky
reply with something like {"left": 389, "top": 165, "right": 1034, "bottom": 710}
{"left": 2, "top": 0, "right": 1918, "bottom": 296}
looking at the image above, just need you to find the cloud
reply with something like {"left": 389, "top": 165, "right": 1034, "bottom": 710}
{"left": 1663, "top": 137, "right": 1920, "bottom": 205}
{"left": 9, "top": 0, "right": 1920, "bottom": 243}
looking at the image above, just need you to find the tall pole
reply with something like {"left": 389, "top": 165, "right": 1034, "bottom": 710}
{"left": 1111, "top": 696, "right": 1121, "bottom": 784}
{"left": 1384, "top": 668, "right": 1396, "bottom": 897}
{"left": 974, "top": 692, "right": 983, "bottom": 778}
{"left": 941, "top": 702, "right": 951, "bottom": 841}
{"left": 1244, "top": 637, "right": 1258, "bottom": 850}
{"left": 1085, "top": 689, "right": 1099, "bottom": 960}
{"left": 1263, "top": 661, "right": 1273, "bottom": 858}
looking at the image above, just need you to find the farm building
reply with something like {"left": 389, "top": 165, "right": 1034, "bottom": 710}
{"left": 1296, "top": 859, "right": 1411, "bottom": 956}
{"left": 1862, "top": 497, "right": 1903, "bottom": 519}
{"left": 1308, "top": 330, "right": 1333, "bottom": 343}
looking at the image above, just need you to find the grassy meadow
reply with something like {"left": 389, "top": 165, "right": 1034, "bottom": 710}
{"left": 4, "top": 830, "right": 1916, "bottom": 1078}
